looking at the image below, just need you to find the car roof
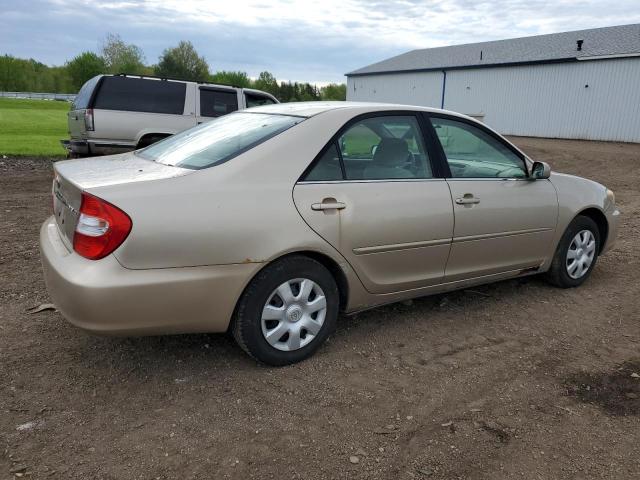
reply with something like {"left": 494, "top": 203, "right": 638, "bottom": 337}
{"left": 244, "top": 101, "right": 532, "bottom": 162}
{"left": 245, "top": 101, "right": 455, "bottom": 118}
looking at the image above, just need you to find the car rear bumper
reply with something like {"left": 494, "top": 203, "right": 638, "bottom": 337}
{"left": 39, "top": 216, "right": 260, "bottom": 335}
{"left": 61, "top": 139, "right": 90, "bottom": 155}
{"left": 61, "top": 139, "right": 135, "bottom": 156}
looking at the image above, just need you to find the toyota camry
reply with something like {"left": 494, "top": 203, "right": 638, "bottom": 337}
{"left": 40, "top": 102, "right": 620, "bottom": 365}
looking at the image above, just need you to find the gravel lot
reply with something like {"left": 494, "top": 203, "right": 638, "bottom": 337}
{"left": 1, "top": 137, "right": 639, "bottom": 479}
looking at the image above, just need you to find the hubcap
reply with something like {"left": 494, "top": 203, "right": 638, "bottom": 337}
{"left": 261, "top": 278, "right": 327, "bottom": 352}
{"left": 566, "top": 229, "right": 596, "bottom": 279}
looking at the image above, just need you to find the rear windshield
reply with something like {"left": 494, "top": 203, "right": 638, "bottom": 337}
{"left": 93, "top": 76, "right": 186, "bottom": 114}
{"left": 137, "top": 112, "right": 303, "bottom": 169}
{"left": 72, "top": 75, "right": 101, "bottom": 110}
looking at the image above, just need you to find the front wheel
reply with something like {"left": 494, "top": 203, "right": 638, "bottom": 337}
{"left": 545, "top": 215, "right": 600, "bottom": 288}
{"left": 232, "top": 256, "right": 339, "bottom": 366}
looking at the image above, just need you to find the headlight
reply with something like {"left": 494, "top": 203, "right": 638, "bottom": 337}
{"left": 606, "top": 188, "right": 615, "bottom": 206}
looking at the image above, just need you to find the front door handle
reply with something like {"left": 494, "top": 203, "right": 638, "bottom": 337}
{"left": 311, "top": 200, "right": 346, "bottom": 211}
{"left": 455, "top": 195, "right": 480, "bottom": 205}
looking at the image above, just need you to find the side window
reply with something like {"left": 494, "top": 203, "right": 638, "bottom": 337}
{"left": 303, "top": 144, "right": 344, "bottom": 181}
{"left": 93, "top": 77, "right": 186, "bottom": 114}
{"left": 200, "top": 89, "right": 239, "bottom": 117}
{"left": 430, "top": 117, "right": 527, "bottom": 178}
{"left": 338, "top": 116, "right": 432, "bottom": 180}
{"left": 245, "top": 93, "right": 276, "bottom": 108}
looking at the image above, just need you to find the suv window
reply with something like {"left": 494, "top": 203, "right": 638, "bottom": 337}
{"left": 93, "top": 76, "right": 186, "bottom": 114}
{"left": 200, "top": 89, "right": 238, "bottom": 117}
{"left": 72, "top": 75, "right": 101, "bottom": 110}
{"left": 338, "top": 116, "right": 432, "bottom": 180}
{"left": 245, "top": 92, "right": 276, "bottom": 108}
{"left": 430, "top": 117, "right": 527, "bottom": 178}
{"left": 138, "top": 112, "right": 302, "bottom": 170}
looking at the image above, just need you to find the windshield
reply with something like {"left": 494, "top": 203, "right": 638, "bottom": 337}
{"left": 137, "top": 113, "right": 303, "bottom": 169}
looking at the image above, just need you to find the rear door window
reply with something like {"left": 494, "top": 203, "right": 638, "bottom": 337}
{"left": 303, "top": 144, "right": 344, "bottom": 181}
{"left": 200, "top": 89, "right": 239, "bottom": 117}
{"left": 93, "top": 76, "right": 186, "bottom": 114}
{"left": 338, "top": 116, "right": 432, "bottom": 180}
{"left": 245, "top": 92, "right": 276, "bottom": 108}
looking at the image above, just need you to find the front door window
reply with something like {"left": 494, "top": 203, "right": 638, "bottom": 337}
{"left": 430, "top": 117, "right": 527, "bottom": 178}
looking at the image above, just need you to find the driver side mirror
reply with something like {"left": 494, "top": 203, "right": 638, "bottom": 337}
{"left": 530, "top": 161, "right": 551, "bottom": 180}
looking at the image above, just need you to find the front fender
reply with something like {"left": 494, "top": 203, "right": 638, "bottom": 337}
{"left": 541, "top": 172, "right": 618, "bottom": 269}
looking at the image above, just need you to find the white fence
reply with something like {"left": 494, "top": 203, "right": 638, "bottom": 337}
{"left": 0, "top": 91, "right": 75, "bottom": 101}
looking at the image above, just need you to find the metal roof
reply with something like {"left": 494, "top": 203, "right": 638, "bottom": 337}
{"left": 346, "top": 23, "right": 640, "bottom": 76}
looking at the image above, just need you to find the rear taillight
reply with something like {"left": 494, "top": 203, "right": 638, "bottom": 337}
{"left": 73, "top": 192, "right": 132, "bottom": 260}
{"left": 84, "top": 109, "right": 94, "bottom": 131}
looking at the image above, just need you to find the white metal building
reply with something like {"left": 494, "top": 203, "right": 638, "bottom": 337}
{"left": 346, "top": 24, "right": 640, "bottom": 142}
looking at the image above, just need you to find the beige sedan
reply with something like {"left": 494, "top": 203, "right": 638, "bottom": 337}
{"left": 41, "top": 102, "right": 619, "bottom": 365}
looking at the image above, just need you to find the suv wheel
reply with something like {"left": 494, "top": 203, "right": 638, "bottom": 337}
{"left": 232, "top": 256, "right": 339, "bottom": 366}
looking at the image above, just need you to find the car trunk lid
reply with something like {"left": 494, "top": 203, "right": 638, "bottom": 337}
{"left": 52, "top": 152, "right": 192, "bottom": 249}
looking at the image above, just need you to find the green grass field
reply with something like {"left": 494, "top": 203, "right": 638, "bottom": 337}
{"left": 0, "top": 98, "right": 69, "bottom": 157}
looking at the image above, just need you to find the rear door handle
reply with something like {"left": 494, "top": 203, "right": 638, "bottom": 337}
{"left": 311, "top": 201, "right": 346, "bottom": 211}
{"left": 455, "top": 195, "right": 480, "bottom": 205}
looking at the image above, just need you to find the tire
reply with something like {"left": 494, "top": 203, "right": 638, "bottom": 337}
{"left": 545, "top": 215, "right": 600, "bottom": 288}
{"left": 232, "top": 255, "right": 339, "bottom": 366}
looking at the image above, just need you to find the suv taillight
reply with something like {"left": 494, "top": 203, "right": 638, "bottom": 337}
{"left": 73, "top": 192, "right": 132, "bottom": 260}
{"left": 84, "top": 108, "right": 94, "bottom": 131}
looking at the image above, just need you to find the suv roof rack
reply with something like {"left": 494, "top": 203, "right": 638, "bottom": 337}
{"left": 113, "top": 73, "right": 243, "bottom": 89}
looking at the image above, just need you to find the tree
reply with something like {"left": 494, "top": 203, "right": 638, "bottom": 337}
{"left": 253, "top": 71, "right": 279, "bottom": 97}
{"left": 0, "top": 55, "right": 73, "bottom": 93}
{"left": 320, "top": 83, "right": 347, "bottom": 101}
{"left": 209, "top": 70, "right": 252, "bottom": 87}
{"left": 155, "top": 41, "right": 209, "bottom": 81}
{"left": 65, "top": 52, "right": 106, "bottom": 90}
{"left": 101, "top": 33, "right": 145, "bottom": 74}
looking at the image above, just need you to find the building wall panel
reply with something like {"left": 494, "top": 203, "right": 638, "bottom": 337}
{"left": 347, "top": 58, "right": 640, "bottom": 142}
{"left": 347, "top": 71, "right": 443, "bottom": 107}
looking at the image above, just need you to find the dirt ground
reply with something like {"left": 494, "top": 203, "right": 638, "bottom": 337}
{"left": 1, "top": 137, "right": 639, "bottom": 479}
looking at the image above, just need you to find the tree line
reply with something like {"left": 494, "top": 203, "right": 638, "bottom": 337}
{"left": 0, "top": 34, "right": 346, "bottom": 102}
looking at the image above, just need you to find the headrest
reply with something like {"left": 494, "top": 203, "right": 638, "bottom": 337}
{"left": 373, "top": 138, "right": 409, "bottom": 165}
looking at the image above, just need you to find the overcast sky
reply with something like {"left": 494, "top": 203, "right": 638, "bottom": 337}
{"left": 2, "top": 0, "right": 640, "bottom": 84}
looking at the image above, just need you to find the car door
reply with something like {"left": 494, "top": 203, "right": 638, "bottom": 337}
{"left": 427, "top": 115, "right": 558, "bottom": 281}
{"left": 293, "top": 113, "right": 454, "bottom": 294}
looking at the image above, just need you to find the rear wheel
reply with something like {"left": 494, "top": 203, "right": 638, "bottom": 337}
{"left": 545, "top": 215, "right": 600, "bottom": 288}
{"left": 232, "top": 256, "right": 339, "bottom": 366}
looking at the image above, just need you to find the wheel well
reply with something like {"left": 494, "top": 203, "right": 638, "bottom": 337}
{"left": 298, "top": 251, "right": 349, "bottom": 311}
{"left": 136, "top": 133, "right": 170, "bottom": 149}
{"left": 248, "top": 251, "right": 349, "bottom": 312}
{"left": 578, "top": 208, "right": 608, "bottom": 253}
{"left": 227, "top": 251, "right": 350, "bottom": 334}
